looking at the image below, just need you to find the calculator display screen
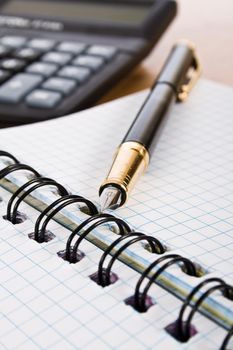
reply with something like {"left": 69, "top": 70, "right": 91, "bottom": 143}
{"left": 1, "top": 0, "right": 152, "bottom": 25}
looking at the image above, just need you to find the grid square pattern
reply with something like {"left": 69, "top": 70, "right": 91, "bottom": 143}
{"left": 0, "top": 79, "right": 232, "bottom": 349}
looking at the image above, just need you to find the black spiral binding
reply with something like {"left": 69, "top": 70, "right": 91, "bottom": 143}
{"left": 6, "top": 177, "right": 69, "bottom": 224}
{"left": 62, "top": 213, "right": 132, "bottom": 263}
{"left": 221, "top": 326, "right": 233, "bottom": 350}
{"left": 128, "top": 254, "right": 198, "bottom": 312}
{"left": 0, "top": 163, "right": 41, "bottom": 180}
{"left": 92, "top": 232, "right": 165, "bottom": 287}
{"left": 33, "top": 194, "right": 98, "bottom": 243}
{"left": 0, "top": 150, "right": 233, "bottom": 349}
{"left": 0, "top": 152, "right": 40, "bottom": 204}
{"left": 165, "top": 277, "right": 233, "bottom": 346}
{"left": 0, "top": 151, "right": 19, "bottom": 164}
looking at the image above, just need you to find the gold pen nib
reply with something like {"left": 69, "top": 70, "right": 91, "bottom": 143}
{"left": 99, "top": 142, "right": 150, "bottom": 209}
{"left": 99, "top": 187, "right": 122, "bottom": 212}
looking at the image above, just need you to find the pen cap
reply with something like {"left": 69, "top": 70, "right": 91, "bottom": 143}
{"left": 156, "top": 41, "right": 196, "bottom": 96}
{"left": 123, "top": 40, "right": 200, "bottom": 155}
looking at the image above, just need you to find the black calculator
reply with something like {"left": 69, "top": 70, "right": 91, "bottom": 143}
{"left": 0, "top": 0, "right": 177, "bottom": 124}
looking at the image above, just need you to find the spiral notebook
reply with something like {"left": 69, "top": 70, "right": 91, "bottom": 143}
{"left": 0, "top": 79, "right": 232, "bottom": 350}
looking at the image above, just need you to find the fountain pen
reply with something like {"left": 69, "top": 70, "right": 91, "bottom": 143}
{"left": 99, "top": 40, "right": 201, "bottom": 211}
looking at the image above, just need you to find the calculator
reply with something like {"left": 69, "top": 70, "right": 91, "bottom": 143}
{"left": 0, "top": 0, "right": 177, "bottom": 124}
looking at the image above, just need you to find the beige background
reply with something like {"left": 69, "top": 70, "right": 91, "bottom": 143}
{"left": 100, "top": 0, "right": 233, "bottom": 104}
{"left": 0, "top": 0, "right": 232, "bottom": 127}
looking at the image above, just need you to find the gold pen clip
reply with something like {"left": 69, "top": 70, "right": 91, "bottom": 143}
{"left": 177, "top": 52, "right": 202, "bottom": 102}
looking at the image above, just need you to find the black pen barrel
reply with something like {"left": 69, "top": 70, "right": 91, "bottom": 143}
{"left": 156, "top": 42, "right": 195, "bottom": 89}
{"left": 123, "top": 42, "right": 196, "bottom": 155}
{"left": 123, "top": 83, "right": 175, "bottom": 154}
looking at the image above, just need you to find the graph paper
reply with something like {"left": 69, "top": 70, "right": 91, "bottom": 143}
{"left": 0, "top": 79, "right": 232, "bottom": 349}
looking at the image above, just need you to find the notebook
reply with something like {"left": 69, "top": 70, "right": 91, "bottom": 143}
{"left": 0, "top": 79, "right": 232, "bottom": 350}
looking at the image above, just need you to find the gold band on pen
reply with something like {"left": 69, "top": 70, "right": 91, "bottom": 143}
{"left": 100, "top": 141, "right": 149, "bottom": 203}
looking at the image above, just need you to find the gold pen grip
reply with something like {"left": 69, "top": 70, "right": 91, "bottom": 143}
{"left": 100, "top": 141, "right": 149, "bottom": 204}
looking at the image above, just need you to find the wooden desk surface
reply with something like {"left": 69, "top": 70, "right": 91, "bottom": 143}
{"left": 100, "top": 0, "right": 233, "bottom": 104}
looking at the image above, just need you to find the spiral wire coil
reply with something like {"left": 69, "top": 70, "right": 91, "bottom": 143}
{"left": 0, "top": 150, "right": 232, "bottom": 348}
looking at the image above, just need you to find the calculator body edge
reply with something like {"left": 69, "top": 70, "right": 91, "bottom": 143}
{"left": 0, "top": 0, "right": 177, "bottom": 124}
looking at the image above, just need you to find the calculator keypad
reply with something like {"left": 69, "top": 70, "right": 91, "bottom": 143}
{"left": 25, "top": 89, "right": 62, "bottom": 109}
{"left": 57, "top": 66, "right": 90, "bottom": 83}
{"left": 42, "top": 52, "right": 72, "bottom": 65}
{"left": 0, "top": 45, "right": 11, "bottom": 58}
{"left": 0, "top": 35, "right": 119, "bottom": 110}
{"left": 0, "top": 36, "right": 27, "bottom": 48}
{"left": 0, "top": 73, "right": 43, "bottom": 103}
{"left": 86, "top": 45, "right": 117, "bottom": 60}
{"left": 0, "top": 58, "right": 26, "bottom": 72}
{"left": 27, "top": 39, "right": 57, "bottom": 51}
{"left": 26, "top": 62, "right": 58, "bottom": 77}
{"left": 14, "top": 48, "right": 41, "bottom": 61}
{"left": 0, "top": 69, "right": 11, "bottom": 83}
{"left": 56, "top": 42, "right": 86, "bottom": 54}
{"left": 42, "top": 77, "right": 76, "bottom": 95}
{"left": 72, "top": 55, "right": 104, "bottom": 71}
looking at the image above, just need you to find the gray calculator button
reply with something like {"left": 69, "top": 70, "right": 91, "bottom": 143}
{"left": 58, "top": 66, "right": 90, "bottom": 83}
{"left": 0, "top": 73, "right": 43, "bottom": 103}
{"left": 56, "top": 42, "right": 86, "bottom": 54}
{"left": 14, "top": 48, "right": 41, "bottom": 61}
{"left": 0, "top": 58, "right": 26, "bottom": 71}
{"left": 72, "top": 55, "right": 104, "bottom": 71}
{"left": 26, "top": 62, "right": 58, "bottom": 77}
{"left": 86, "top": 45, "right": 117, "bottom": 60}
{"left": 25, "top": 89, "right": 62, "bottom": 109}
{"left": 27, "top": 39, "right": 56, "bottom": 51}
{"left": 42, "top": 52, "right": 72, "bottom": 65}
{"left": 42, "top": 77, "right": 76, "bottom": 95}
{"left": 0, "top": 36, "right": 27, "bottom": 48}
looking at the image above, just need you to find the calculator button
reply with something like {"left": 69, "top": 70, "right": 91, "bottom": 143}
{"left": 0, "top": 69, "right": 11, "bottom": 83}
{"left": 0, "top": 45, "right": 12, "bottom": 58}
{"left": 0, "top": 58, "right": 26, "bottom": 72}
{"left": 58, "top": 66, "right": 90, "bottom": 83}
{"left": 42, "top": 77, "right": 76, "bottom": 95}
{"left": 0, "top": 36, "right": 27, "bottom": 48}
{"left": 86, "top": 45, "right": 117, "bottom": 60}
{"left": 42, "top": 52, "right": 72, "bottom": 65}
{"left": 27, "top": 39, "right": 56, "bottom": 51}
{"left": 26, "top": 62, "right": 58, "bottom": 77}
{"left": 56, "top": 42, "right": 86, "bottom": 54}
{"left": 25, "top": 89, "right": 62, "bottom": 109}
{"left": 72, "top": 55, "right": 104, "bottom": 71}
{"left": 0, "top": 73, "right": 43, "bottom": 103}
{"left": 14, "top": 48, "right": 41, "bottom": 61}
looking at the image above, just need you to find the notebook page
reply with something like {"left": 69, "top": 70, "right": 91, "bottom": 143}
{"left": 0, "top": 186, "right": 178, "bottom": 350}
{"left": 0, "top": 183, "right": 229, "bottom": 350}
{"left": 0, "top": 79, "right": 232, "bottom": 348}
